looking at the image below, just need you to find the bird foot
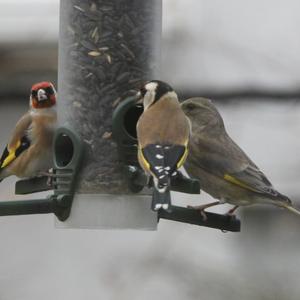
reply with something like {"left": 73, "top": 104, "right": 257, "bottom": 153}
{"left": 225, "top": 205, "right": 239, "bottom": 218}
{"left": 38, "top": 169, "right": 54, "bottom": 187}
{"left": 187, "top": 201, "right": 221, "bottom": 221}
{"left": 187, "top": 205, "right": 208, "bottom": 221}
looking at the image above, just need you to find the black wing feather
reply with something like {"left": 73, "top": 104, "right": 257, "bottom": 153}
{"left": 0, "top": 147, "right": 9, "bottom": 169}
{"left": 0, "top": 135, "right": 31, "bottom": 170}
{"left": 142, "top": 143, "right": 185, "bottom": 185}
{"left": 15, "top": 135, "right": 31, "bottom": 157}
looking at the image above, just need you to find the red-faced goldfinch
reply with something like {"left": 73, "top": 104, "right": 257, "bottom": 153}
{"left": 136, "top": 80, "right": 190, "bottom": 211}
{"left": 0, "top": 82, "right": 57, "bottom": 182}
{"left": 181, "top": 97, "right": 300, "bottom": 217}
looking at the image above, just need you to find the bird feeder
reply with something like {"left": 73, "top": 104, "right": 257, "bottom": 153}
{"left": 0, "top": 0, "right": 240, "bottom": 232}
{"left": 56, "top": 0, "right": 162, "bottom": 229}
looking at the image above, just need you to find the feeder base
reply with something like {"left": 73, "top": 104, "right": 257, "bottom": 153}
{"left": 55, "top": 193, "right": 157, "bottom": 230}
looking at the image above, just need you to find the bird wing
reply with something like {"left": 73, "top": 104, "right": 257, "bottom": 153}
{"left": 0, "top": 113, "right": 32, "bottom": 170}
{"left": 189, "top": 133, "right": 280, "bottom": 197}
{"left": 141, "top": 143, "right": 188, "bottom": 179}
{"left": 137, "top": 100, "right": 190, "bottom": 180}
{"left": 224, "top": 165, "right": 279, "bottom": 197}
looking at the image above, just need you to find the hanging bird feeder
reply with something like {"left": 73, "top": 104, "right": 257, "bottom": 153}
{"left": 0, "top": 0, "right": 240, "bottom": 232}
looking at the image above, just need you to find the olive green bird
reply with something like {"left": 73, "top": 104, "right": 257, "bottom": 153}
{"left": 181, "top": 97, "right": 300, "bottom": 217}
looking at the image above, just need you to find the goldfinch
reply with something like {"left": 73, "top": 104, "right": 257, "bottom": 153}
{"left": 181, "top": 97, "right": 300, "bottom": 217}
{"left": 136, "top": 80, "right": 190, "bottom": 211}
{"left": 0, "top": 82, "right": 57, "bottom": 182}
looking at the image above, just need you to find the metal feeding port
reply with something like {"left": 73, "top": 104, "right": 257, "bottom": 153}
{"left": 0, "top": 126, "right": 84, "bottom": 221}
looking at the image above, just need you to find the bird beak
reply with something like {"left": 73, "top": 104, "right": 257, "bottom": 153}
{"left": 135, "top": 91, "right": 143, "bottom": 104}
{"left": 37, "top": 89, "right": 47, "bottom": 102}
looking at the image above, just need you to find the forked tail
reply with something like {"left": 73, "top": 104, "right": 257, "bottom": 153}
{"left": 278, "top": 197, "right": 300, "bottom": 216}
{"left": 152, "top": 188, "right": 172, "bottom": 212}
{"left": 275, "top": 193, "right": 300, "bottom": 216}
{"left": 283, "top": 204, "right": 300, "bottom": 216}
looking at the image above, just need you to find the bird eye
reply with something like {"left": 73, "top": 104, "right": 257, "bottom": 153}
{"left": 140, "top": 87, "right": 147, "bottom": 97}
{"left": 45, "top": 87, "right": 54, "bottom": 95}
{"left": 185, "top": 103, "right": 196, "bottom": 110}
{"left": 31, "top": 90, "right": 37, "bottom": 97}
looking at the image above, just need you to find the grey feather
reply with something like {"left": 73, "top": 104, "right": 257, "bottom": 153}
{"left": 182, "top": 97, "right": 292, "bottom": 207}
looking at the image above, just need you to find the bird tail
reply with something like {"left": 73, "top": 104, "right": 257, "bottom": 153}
{"left": 152, "top": 188, "right": 172, "bottom": 212}
{"left": 285, "top": 205, "right": 300, "bottom": 216}
{"left": 0, "top": 171, "right": 7, "bottom": 183}
{"left": 280, "top": 202, "right": 300, "bottom": 216}
{"left": 276, "top": 194, "right": 300, "bottom": 216}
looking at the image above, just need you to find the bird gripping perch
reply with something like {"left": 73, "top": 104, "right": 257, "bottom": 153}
{"left": 112, "top": 96, "right": 241, "bottom": 232}
{"left": 0, "top": 126, "right": 84, "bottom": 221}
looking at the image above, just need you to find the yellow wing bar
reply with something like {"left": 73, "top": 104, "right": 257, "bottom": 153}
{"left": 177, "top": 145, "right": 188, "bottom": 168}
{"left": 138, "top": 146, "right": 150, "bottom": 171}
{"left": 0, "top": 140, "right": 21, "bottom": 169}
{"left": 224, "top": 174, "right": 258, "bottom": 192}
{"left": 177, "top": 140, "right": 189, "bottom": 168}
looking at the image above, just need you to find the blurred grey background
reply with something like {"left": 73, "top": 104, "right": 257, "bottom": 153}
{"left": 0, "top": 0, "right": 300, "bottom": 299}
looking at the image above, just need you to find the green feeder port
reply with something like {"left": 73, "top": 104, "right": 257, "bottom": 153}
{"left": 51, "top": 125, "right": 84, "bottom": 221}
{"left": 112, "top": 96, "right": 146, "bottom": 193}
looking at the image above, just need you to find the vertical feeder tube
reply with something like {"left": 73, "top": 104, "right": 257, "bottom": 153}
{"left": 58, "top": 0, "right": 161, "bottom": 228}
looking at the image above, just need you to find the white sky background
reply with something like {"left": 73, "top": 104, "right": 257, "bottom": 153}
{"left": 0, "top": 0, "right": 59, "bottom": 43}
{"left": 161, "top": 0, "right": 300, "bottom": 92}
{"left": 0, "top": 0, "right": 300, "bottom": 91}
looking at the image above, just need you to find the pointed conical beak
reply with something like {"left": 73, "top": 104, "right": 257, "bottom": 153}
{"left": 136, "top": 91, "right": 143, "bottom": 104}
{"left": 37, "top": 89, "right": 47, "bottom": 101}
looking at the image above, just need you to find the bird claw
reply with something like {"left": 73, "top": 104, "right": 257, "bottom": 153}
{"left": 46, "top": 177, "right": 53, "bottom": 187}
{"left": 200, "top": 210, "right": 208, "bottom": 221}
{"left": 187, "top": 205, "right": 208, "bottom": 221}
{"left": 38, "top": 169, "right": 54, "bottom": 187}
{"left": 225, "top": 205, "right": 239, "bottom": 218}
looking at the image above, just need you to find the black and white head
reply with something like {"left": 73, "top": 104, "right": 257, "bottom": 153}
{"left": 137, "top": 80, "right": 178, "bottom": 110}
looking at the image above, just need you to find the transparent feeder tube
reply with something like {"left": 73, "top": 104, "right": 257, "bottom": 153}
{"left": 58, "top": 0, "right": 162, "bottom": 194}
